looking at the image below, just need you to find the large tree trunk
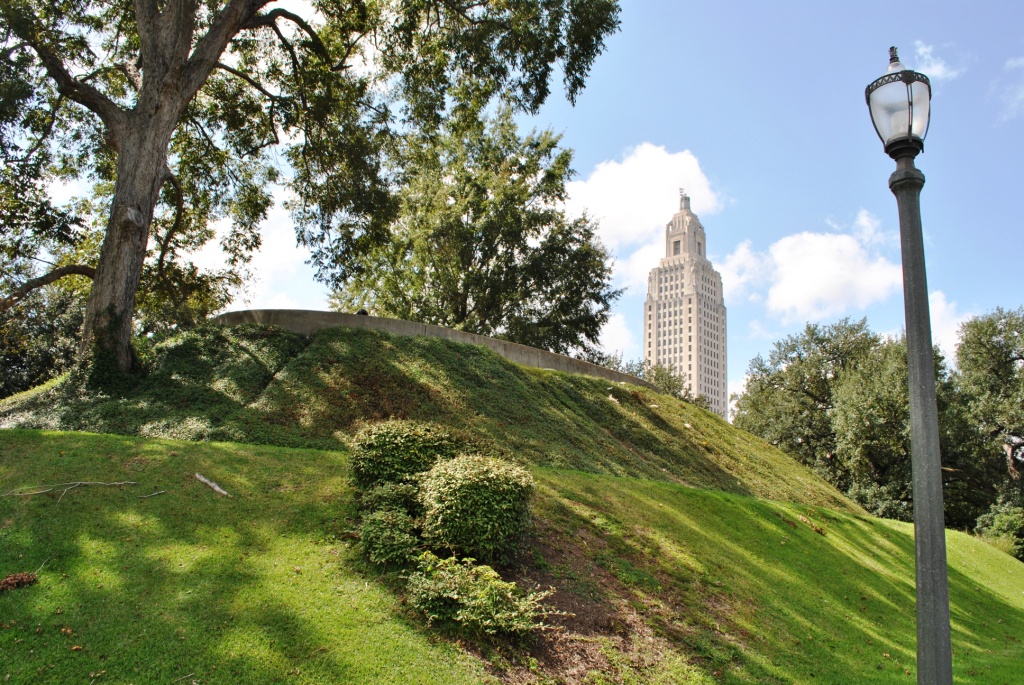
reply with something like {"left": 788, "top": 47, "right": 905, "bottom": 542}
{"left": 80, "top": 121, "right": 175, "bottom": 374}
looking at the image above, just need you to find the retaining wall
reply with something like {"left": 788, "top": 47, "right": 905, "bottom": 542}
{"left": 210, "top": 309, "right": 653, "bottom": 390}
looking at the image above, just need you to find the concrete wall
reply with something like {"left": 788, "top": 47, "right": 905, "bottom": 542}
{"left": 210, "top": 309, "right": 653, "bottom": 390}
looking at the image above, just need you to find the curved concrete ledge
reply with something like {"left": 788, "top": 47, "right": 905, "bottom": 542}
{"left": 210, "top": 309, "right": 654, "bottom": 390}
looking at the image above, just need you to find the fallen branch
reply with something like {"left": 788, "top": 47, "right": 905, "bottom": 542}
{"left": 1, "top": 481, "right": 138, "bottom": 501}
{"left": 138, "top": 490, "right": 166, "bottom": 499}
{"left": 194, "top": 473, "right": 230, "bottom": 497}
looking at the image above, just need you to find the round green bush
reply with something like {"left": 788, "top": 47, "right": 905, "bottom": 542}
{"left": 420, "top": 455, "right": 534, "bottom": 563}
{"left": 360, "top": 507, "right": 419, "bottom": 567}
{"left": 976, "top": 498, "right": 1024, "bottom": 561}
{"left": 360, "top": 481, "right": 421, "bottom": 516}
{"left": 350, "top": 420, "right": 461, "bottom": 488}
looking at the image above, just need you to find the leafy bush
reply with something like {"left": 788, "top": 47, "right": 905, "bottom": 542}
{"left": 350, "top": 421, "right": 461, "bottom": 488}
{"left": 361, "top": 481, "right": 421, "bottom": 516}
{"left": 420, "top": 454, "right": 534, "bottom": 563}
{"left": 976, "top": 499, "right": 1024, "bottom": 560}
{"left": 406, "top": 552, "right": 554, "bottom": 639}
{"left": 360, "top": 508, "right": 420, "bottom": 567}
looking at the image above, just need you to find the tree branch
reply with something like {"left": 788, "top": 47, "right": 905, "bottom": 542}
{"left": 240, "top": 8, "right": 330, "bottom": 61}
{"left": 0, "top": 265, "right": 96, "bottom": 313}
{"left": 183, "top": 0, "right": 272, "bottom": 99}
{"left": 215, "top": 62, "right": 283, "bottom": 101}
{"left": 20, "top": 35, "right": 126, "bottom": 137}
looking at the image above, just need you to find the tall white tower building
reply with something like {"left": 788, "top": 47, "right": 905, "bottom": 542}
{"left": 643, "top": 190, "right": 728, "bottom": 418}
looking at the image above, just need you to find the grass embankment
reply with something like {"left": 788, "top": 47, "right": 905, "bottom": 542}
{"left": 3, "top": 431, "right": 1023, "bottom": 684}
{"left": 2, "top": 325, "right": 1022, "bottom": 683}
{"left": 0, "top": 324, "right": 854, "bottom": 511}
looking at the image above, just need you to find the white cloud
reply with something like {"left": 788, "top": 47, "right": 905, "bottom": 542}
{"left": 720, "top": 210, "right": 903, "bottom": 324}
{"left": 719, "top": 240, "right": 769, "bottom": 303}
{"left": 727, "top": 375, "right": 748, "bottom": 422}
{"left": 187, "top": 188, "right": 328, "bottom": 312}
{"left": 998, "top": 56, "right": 1024, "bottom": 122}
{"left": 614, "top": 239, "right": 664, "bottom": 289}
{"left": 47, "top": 178, "right": 90, "bottom": 206}
{"left": 598, "top": 312, "right": 639, "bottom": 360}
{"left": 912, "top": 41, "right": 965, "bottom": 82}
{"left": 765, "top": 232, "right": 902, "bottom": 322}
{"left": 928, "top": 290, "right": 972, "bottom": 362}
{"left": 565, "top": 143, "right": 720, "bottom": 291}
{"left": 566, "top": 142, "right": 721, "bottom": 255}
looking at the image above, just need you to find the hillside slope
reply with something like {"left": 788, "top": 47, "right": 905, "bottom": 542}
{"left": 1, "top": 430, "right": 1022, "bottom": 684}
{"left": 0, "top": 323, "right": 855, "bottom": 511}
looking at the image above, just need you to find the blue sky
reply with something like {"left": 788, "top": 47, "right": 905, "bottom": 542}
{"left": 213, "top": 0, "right": 1024, "bottom": 407}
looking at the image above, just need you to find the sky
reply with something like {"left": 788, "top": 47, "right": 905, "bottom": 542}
{"left": 198, "top": 0, "right": 1024, "bottom": 410}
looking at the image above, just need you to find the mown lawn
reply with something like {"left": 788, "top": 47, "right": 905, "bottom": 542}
{"left": 0, "top": 429, "right": 491, "bottom": 685}
{"left": 533, "top": 470, "right": 1024, "bottom": 684}
{"left": 4, "top": 430, "right": 1023, "bottom": 684}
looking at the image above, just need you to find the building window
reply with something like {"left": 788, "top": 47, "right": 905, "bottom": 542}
{"left": 673, "top": 240, "right": 680, "bottom": 256}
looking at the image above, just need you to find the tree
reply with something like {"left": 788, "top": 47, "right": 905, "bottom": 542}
{"left": 329, "top": 108, "right": 621, "bottom": 357}
{"left": 830, "top": 337, "right": 1002, "bottom": 527}
{"left": 597, "top": 352, "right": 711, "bottom": 408}
{"left": 0, "top": 0, "right": 621, "bottom": 376}
{"left": 732, "top": 318, "right": 878, "bottom": 485}
{"left": 956, "top": 307, "right": 1024, "bottom": 484}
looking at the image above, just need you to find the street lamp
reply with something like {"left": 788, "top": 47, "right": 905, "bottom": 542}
{"left": 865, "top": 47, "right": 952, "bottom": 685}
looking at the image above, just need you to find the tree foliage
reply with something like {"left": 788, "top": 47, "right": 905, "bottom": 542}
{"left": 0, "top": 0, "right": 621, "bottom": 376}
{"left": 732, "top": 317, "right": 1007, "bottom": 529}
{"left": 732, "top": 318, "right": 878, "bottom": 482}
{"left": 956, "top": 307, "right": 1024, "bottom": 483}
{"left": 330, "top": 108, "right": 620, "bottom": 357}
{"left": 597, "top": 352, "right": 711, "bottom": 408}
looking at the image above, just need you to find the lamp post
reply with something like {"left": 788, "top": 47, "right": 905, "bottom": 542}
{"left": 865, "top": 47, "right": 953, "bottom": 685}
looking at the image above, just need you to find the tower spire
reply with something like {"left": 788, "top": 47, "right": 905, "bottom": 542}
{"left": 679, "top": 188, "right": 690, "bottom": 210}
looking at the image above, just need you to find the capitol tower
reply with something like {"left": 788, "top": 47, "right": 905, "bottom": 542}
{"left": 642, "top": 190, "right": 728, "bottom": 418}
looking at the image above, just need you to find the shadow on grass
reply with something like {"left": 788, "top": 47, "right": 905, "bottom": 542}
{"left": 0, "top": 430, "right": 487, "bottom": 685}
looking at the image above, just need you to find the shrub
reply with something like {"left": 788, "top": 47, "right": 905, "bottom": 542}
{"left": 976, "top": 498, "right": 1024, "bottom": 561}
{"left": 360, "top": 508, "right": 419, "bottom": 568}
{"left": 406, "top": 552, "right": 554, "bottom": 639}
{"left": 350, "top": 421, "right": 461, "bottom": 488}
{"left": 420, "top": 454, "right": 534, "bottom": 563}
{"left": 361, "top": 481, "right": 421, "bottom": 516}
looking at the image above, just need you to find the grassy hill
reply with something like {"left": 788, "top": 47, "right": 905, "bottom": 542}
{"left": 0, "top": 324, "right": 854, "bottom": 510}
{"left": 2, "top": 324, "right": 1023, "bottom": 684}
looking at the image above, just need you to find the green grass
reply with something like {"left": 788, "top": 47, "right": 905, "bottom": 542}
{"left": 2, "top": 324, "right": 1021, "bottom": 683}
{"left": 0, "top": 430, "right": 490, "bottom": 685}
{"left": 0, "top": 324, "right": 856, "bottom": 511}
{"left": 532, "top": 470, "right": 1024, "bottom": 684}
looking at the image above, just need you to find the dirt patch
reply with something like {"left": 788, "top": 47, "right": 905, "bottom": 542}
{"left": 482, "top": 519, "right": 691, "bottom": 684}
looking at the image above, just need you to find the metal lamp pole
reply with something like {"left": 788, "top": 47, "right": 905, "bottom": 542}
{"left": 866, "top": 47, "right": 953, "bottom": 685}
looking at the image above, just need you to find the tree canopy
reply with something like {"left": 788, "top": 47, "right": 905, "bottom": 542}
{"left": 0, "top": 0, "right": 621, "bottom": 377}
{"left": 956, "top": 307, "right": 1024, "bottom": 483}
{"left": 732, "top": 316, "right": 1008, "bottom": 529}
{"left": 330, "top": 108, "right": 620, "bottom": 356}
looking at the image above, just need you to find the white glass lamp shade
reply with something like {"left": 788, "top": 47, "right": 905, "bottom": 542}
{"left": 866, "top": 47, "right": 931, "bottom": 149}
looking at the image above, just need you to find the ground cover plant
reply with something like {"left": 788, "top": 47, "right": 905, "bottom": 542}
{"left": 0, "top": 324, "right": 857, "bottom": 511}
